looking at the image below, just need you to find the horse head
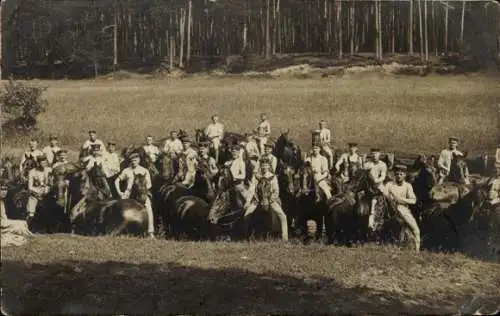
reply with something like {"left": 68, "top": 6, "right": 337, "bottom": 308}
{"left": 130, "top": 174, "right": 149, "bottom": 205}
{"left": 299, "top": 162, "right": 315, "bottom": 197}
{"left": 280, "top": 164, "right": 300, "bottom": 196}
{"left": 208, "top": 190, "right": 231, "bottom": 225}
{"left": 157, "top": 152, "right": 178, "bottom": 183}
{"left": 194, "top": 166, "right": 215, "bottom": 202}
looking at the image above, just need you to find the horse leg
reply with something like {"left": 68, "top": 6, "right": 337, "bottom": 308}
{"left": 243, "top": 204, "right": 258, "bottom": 240}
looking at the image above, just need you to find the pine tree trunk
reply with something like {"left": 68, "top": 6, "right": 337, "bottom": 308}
{"left": 349, "top": 1, "right": 355, "bottom": 55}
{"left": 265, "top": 0, "right": 271, "bottom": 59}
{"left": 424, "top": 0, "right": 428, "bottom": 61}
{"left": 113, "top": 8, "right": 118, "bottom": 71}
{"left": 409, "top": 0, "right": 413, "bottom": 55}
{"left": 179, "top": 8, "right": 185, "bottom": 68}
{"left": 445, "top": 2, "right": 449, "bottom": 54}
{"left": 186, "top": 0, "right": 192, "bottom": 67}
{"left": 460, "top": 1, "right": 466, "bottom": 49}
{"left": 338, "top": 0, "right": 342, "bottom": 58}
{"left": 418, "top": 0, "right": 423, "bottom": 61}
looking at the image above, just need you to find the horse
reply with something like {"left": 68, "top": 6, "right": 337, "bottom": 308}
{"left": 331, "top": 168, "right": 404, "bottom": 247}
{"left": 243, "top": 174, "right": 288, "bottom": 241}
{"left": 169, "top": 195, "right": 215, "bottom": 240}
{"left": 69, "top": 169, "right": 149, "bottom": 236}
{"left": 295, "top": 162, "right": 331, "bottom": 242}
{"left": 274, "top": 130, "right": 303, "bottom": 171}
{"left": 277, "top": 164, "right": 301, "bottom": 236}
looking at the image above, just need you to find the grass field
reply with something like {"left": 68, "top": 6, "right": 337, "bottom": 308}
{"left": 2, "top": 74, "right": 500, "bottom": 314}
{"left": 2, "top": 74, "right": 499, "bottom": 159}
{"left": 2, "top": 235, "right": 500, "bottom": 314}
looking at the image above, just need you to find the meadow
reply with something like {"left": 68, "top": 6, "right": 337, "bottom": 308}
{"left": 2, "top": 235, "right": 500, "bottom": 315}
{"left": 2, "top": 74, "right": 500, "bottom": 314}
{"left": 2, "top": 73, "right": 499, "bottom": 158}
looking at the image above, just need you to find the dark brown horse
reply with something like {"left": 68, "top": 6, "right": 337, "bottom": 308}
{"left": 69, "top": 167, "right": 148, "bottom": 236}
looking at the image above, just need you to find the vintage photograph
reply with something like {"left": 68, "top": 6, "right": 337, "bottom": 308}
{"left": 1, "top": 0, "right": 499, "bottom": 314}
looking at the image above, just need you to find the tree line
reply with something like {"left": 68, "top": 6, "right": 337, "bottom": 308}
{"left": 1, "top": 0, "right": 499, "bottom": 79}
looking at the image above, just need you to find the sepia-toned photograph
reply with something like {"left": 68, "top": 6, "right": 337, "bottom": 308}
{"left": 1, "top": 0, "right": 499, "bottom": 314}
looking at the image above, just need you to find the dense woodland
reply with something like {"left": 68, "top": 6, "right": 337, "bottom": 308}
{"left": 1, "top": 0, "right": 499, "bottom": 79}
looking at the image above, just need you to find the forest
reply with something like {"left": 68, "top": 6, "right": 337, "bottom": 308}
{"left": 1, "top": 0, "right": 499, "bottom": 79}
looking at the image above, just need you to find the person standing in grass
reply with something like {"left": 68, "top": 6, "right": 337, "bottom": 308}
{"left": 260, "top": 142, "right": 278, "bottom": 174}
{"left": 256, "top": 113, "right": 271, "bottom": 155}
{"left": 204, "top": 115, "right": 224, "bottom": 163}
{"left": 19, "top": 139, "right": 44, "bottom": 174}
{"left": 383, "top": 164, "right": 420, "bottom": 252}
{"left": 437, "top": 136, "right": 463, "bottom": 184}
{"left": 42, "top": 135, "right": 61, "bottom": 166}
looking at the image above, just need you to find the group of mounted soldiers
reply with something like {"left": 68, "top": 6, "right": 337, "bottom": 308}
{"left": 1, "top": 112, "right": 499, "bottom": 253}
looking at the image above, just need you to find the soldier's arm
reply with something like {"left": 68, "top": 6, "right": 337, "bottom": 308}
{"left": 437, "top": 150, "right": 448, "bottom": 170}
{"left": 404, "top": 184, "right": 417, "bottom": 205}
{"left": 19, "top": 154, "right": 26, "bottom": 172}
{"left": 145, "top": 171, "right": 152, "bottom": 190}
{"left": 377, "top": 164, "right": 387, "bottom": 184}
{"left": 114, "top": 172, "right": 125, "bottom": 195}
{"left": 27, "top": 172, "right": 35, "bottom": 192}
{"left": 334, "top": 154, "right": 344, "bottom": 172}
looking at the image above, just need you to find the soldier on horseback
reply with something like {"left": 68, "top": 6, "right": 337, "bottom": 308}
{"left": 487, "top": 165, "right": 500, "bottom": 206}
{"left": 143, "top": 135, "right": 161, "bottom": 165}
{"left": 204, "top": 115, "right": 225, "bottom": 163}
{"left": 437, "top": 136, "right": 464, "bottom": 184}
{"left": 305, "top": 142, "right": 333, "bottom": 203}
{"left": 198, "top": 141, "right": 219, "bottom": 185}
{"left": 260, "top": 141, "right": 278, "bottom": 174}
{"left": 26, "top": 155, "right": 52, "bottom": 224}
{"left": 20, "top": 139, "right": 44, "bottom": 174}
{"left": 42, "top": 135, "right": 61, "bottom": 166}
{"left": 335, "top": 142, "right": 363, "bottom": 183}
{"left": 244, "top": 132, "right": 260, "bottom": 160}
{"left": 317, "top": 120, "right": 334, "bottom": 170}
{"left": 103, "top": 142, "right": 121, "bottom": 197}
{"left": 364, "top": 148, "right": 388, "bottom": 230}
{"left": 114, "top": 152, "right": 155, "bottom": 239}
{"left": 176, "top": 138, "right": 199, "bottom": 187}
{"left": 243, "top": 158, "right": 288, "bottom": 241}
{"left": 222, "top": 144, "right": 247, "bottom": 208}
{"left": 383, "top": 164, "right": 420, "bottom": 252}
{"left": 82, "top": 130, "right": 106, "bottom": 157}
{"left": 256, "top": 113, "right": 271, "bottom": 155}
{"left": 52, "top": 149, "right": 70, "bottom": 169}
{"left": 163, "top": 130, "right": 183, "bottom": 157}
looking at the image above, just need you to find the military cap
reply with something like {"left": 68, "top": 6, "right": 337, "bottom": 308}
{"left": 182, "top": 137, "right": 192, "bottom": 143}
{"left": 231, "top": 144, "right": 242, "bottom": 151}
{"left": 264, "top": 141, "right": 274, "bottom": 148}
{"left": 129, "top": 152, "right": 140, "bottom": 160}
{"left": 88, "top": 129, "right": 97, "bottom": 134}
{"left": 108, "top": 141, "right": 116, "bottom": 146}
{"left": 348, "top": 142, "right": 358, "bottom": 147}
{"left": 448, "top": 136, "right": 460, "bottom": 142}
{"left": 394, "top": 164, "right": 407, "bottom": 172}
{"left": 49, "top": 135, "right": 58, "bottom": 141}
{"left": 370, "top": 148, "right": 381, "bottom": 152}
{"left": 56, "top": 149, "right": 68, "bottom": 156}
{"left": 248, "top": 154, "right": 259, "bottom": 160}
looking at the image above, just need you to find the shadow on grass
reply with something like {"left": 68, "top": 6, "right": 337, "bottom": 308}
{"left": 2, "top": 259, "right": 461, "bottom": 315}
